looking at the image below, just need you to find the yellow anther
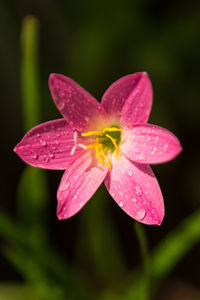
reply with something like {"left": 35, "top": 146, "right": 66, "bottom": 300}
{"left": 81, "top": 126, "right": 121, "bottom": 171}
{"left": 103, "top": 127, "right": 122, "bottom": 133}
{"left": 81, "top": 130, "right": 102, "bottom": 136}
{"left": 105, "top": 134, "right": 120, "bottom": 157}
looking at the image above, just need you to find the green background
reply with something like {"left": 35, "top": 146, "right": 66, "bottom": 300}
{"left": 0, "top": 0, "right": 200, "bottom": 299}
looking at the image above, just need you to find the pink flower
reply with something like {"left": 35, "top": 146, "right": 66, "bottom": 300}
{"left": 14, "top": 72, "right": 182, "bottom": 225}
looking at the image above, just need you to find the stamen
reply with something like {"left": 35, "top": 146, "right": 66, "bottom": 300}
{"left": 78, "top": 143, "right": 87, "bottom": 150}
{"left": 70, "top": 145, "right": 77, "bottom": 156}
{"left": 100, "top": 147, "right": 112, "bottom": 171}
{"left": 86, "top": 143, "right": 96, "bottom": 149}
{"left": 81, "top": 130, "right": 102, "bottom": 136}
{"left": 105, "top": 134, "right": 120, "bottom": 156}
{"left": 81, "top": 126, "right": 121, "bottom": 171}
{"left": 103, "top": 127, "right": 122, "bottom": 133}
{"left": 73, "top": 131, "right": 77, "bottom": 143}
{"left": 95, "top": 142, "right": 107, "bottom": 166}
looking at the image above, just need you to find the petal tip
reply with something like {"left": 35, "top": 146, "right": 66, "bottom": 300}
{"left": 48, "top": 73, "right": 63, "bottom": 89}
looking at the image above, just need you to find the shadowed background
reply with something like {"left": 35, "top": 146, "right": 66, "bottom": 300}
{"left": 0, "top": 0, "right": 200, "bottom": 299}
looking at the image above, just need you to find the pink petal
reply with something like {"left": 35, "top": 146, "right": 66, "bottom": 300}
{"left": 121, "top": 124, "right": 182, "bottom": 164}
{"left": 104, "top": 155, "right": 164, "bottom": 225}
{"left": 101, "top": 72, "right": 152, "bottom": 124}
{"left": 14, "top": 119, "right": 85, "bottom": 170}
{"left": 57, "top": 152, "right": 108, "bottom": 219}
{"left": 49, "top": 74, "right": 107, "bottom": 131}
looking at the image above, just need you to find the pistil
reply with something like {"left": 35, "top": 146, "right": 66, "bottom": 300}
{"left": 81, "top": 126, "right": 122, "bottom": 170}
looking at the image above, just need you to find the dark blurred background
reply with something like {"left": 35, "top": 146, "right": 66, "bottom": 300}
{"left": 0, "top": 0, "right": 200, "bottom": 299}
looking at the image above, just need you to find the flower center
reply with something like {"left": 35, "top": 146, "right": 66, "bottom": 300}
{"left": 81, "top": 126, "right": 122, "bottom": 171}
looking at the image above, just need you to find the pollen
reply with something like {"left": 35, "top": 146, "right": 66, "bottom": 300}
{"left": 81, "top": 126, "right": 122, "bottom": 170}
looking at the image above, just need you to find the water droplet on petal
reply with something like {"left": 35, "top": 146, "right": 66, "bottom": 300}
{"left": 40, "top": 139, "right": 47, "bottom": 146}
{"left": 129, "top": 171, "right": 132, "bottom": 176}
{"left": 131, "top": 198, "right": 137, "bottom": 203}
{"left": 44, "top": 156, "right": 49, "bottom": 163}
{"left": 58, "top": 102, "right": 65, "bottom": 110}
{"left": 119, "top": 201, "right": 124, "bottom": 207}
{"left": 32, "top": 153, "right": 38, "bottom": 159}
{"left": 121, "top": 170, "right": 125, "bottom": 174}
{"left": 135, "top": 185, "right": 142, "bottom": 196}
{"left": 54, "top": 140, "right": 60, "bottom": 145}
{"left": 135, "top": 208, "right": 146, "bottom": 220}
{"left": 164, "top": 144, "right": 168, "bottom": 151}
{"left": 60, "top": 182, "right": 70, "bottom": 191}
{"left": 49, "top": 153, "right": 54, "bottom": 158}
{"left": 136, "top": 154, "right": 144, "bottom": 160}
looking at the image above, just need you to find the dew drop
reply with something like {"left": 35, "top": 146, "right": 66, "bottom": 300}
{"left": 49, "top": 153, "right": 54, "bottom": 158}
{"left": 54, "top": 140, "right": 60, "bottom": 145}
{"left": 32, "top": 153, "right": 38, "bottom": 160}
{"left": 121, "top": 170, "right": 125, "bottom": 174}
{"left": 60, "top": 182, "right": 70, "bottom": 191}
{"left": 119, "top": 201, "right": 124, "bottom": 207}
{"left": 58, "top": 102, "right": 65, "bottom": 110}
{"left": 135, "top": 208, "right": 146, "bottom": 220}
{"left": 131, "top": 198, "right": 137, "bottom": 203}
{"left": 135, "top": 185, "right": 142, "bottom": 196}
{"left": 40, "top": 139, "right": 47, "bottom": 146}
{"left": 129, "top": 171, "right": 132, "bottom": 176}
{"left": 43, "top": 156, "right": 49, "bottom": 163}
{"left": 164, "top": 144, "right": 168, "bottom": 151}
{"left": 136, "top": 154, "right": 144, "bottom": 160}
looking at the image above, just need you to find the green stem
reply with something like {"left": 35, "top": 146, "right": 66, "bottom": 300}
{"left": 134, "top": 222, "right": 151, "bottom": 300}
{"left": 21, "top": 15, "right": 41, "bottom": 130}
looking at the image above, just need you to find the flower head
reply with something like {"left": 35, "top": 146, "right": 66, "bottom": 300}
{"left": 14, "top": 72, "right": 182, "bottom": 225}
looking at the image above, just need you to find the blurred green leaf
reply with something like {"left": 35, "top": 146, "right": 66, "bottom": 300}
{"left": 0, "top": 213, "right": 23, "bottom": 240}
{"left": 151, "top": 209, "right": 200, "bottom": 282}
{"left": 124, "top": 209, "right": 200, "bottom": 299}
{"left": 0, "top": 283, "right": 65, "bottom": 300}
{"left": 21, "top": 15, "right": 41, "bottom": 131}
{"left": 17, "top": 166, "right": 48, "bottom": 248}
{"left": 134, "top": 222, "right": 150, "bottom": 300}
{"left": 76, "top": 185, "right": 126, "bottom": 284}
{"left": 18, "top": 15, "right": 49, "bottom": 247}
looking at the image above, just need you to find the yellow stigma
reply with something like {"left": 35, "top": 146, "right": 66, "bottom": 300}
{"left": 81, "top": 126, "right": 121, "bottom": 171}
